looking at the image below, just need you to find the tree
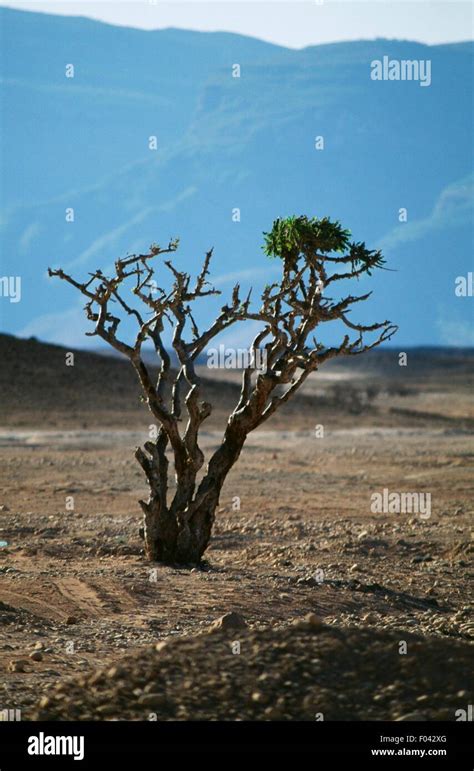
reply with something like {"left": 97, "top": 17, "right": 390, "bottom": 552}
{"left": 49, "top": 215, "right": 396, "bottom": 565}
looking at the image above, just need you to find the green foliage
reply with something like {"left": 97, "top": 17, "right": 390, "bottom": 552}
{"left": 262, "top": 215, "right": 385, "bottom": 274}
{"left": 263, "top": 215, "right": 350, "bottom": 258}
{"left": 347, "top": 241, "right": 386, "bottom": 274}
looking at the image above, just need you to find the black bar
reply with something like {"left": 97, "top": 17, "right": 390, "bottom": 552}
{"left": 0, "top": 721, "right": 472, "bottom": 765}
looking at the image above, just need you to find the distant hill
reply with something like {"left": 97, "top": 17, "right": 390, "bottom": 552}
{"left": 1, "top": 333, "right": 472, "bottom": 431}
{"left": 0, "top": 8, "right": 472, "bottom": 349}
{"left": 0, "top": 331, "right": 238, "bottom": 429}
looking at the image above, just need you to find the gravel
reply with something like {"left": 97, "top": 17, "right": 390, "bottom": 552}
{"left": 32, "top": 616, "right": 473, "bottom": 721}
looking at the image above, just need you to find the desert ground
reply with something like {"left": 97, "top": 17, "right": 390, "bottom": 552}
{"left": 0, "top": 334, "right": 473, "bottom": 720}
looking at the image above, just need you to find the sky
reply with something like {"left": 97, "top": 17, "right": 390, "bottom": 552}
{"left": 2, "top": 0, "right": 473, "bottom": 48}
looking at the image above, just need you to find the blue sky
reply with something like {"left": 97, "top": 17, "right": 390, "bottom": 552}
{"left": 2, "top": 0, "right": 473, "bottom": 48}
{"left": 1, "top": 2, "right": 472, "bottom": 349}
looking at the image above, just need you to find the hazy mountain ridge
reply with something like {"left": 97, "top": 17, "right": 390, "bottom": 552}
{"left": 0, "top": 7, "right": 473, "bottom": 348}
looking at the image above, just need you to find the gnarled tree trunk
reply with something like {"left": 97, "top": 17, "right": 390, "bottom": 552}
{"left": 138, "top": 420, "right": 247, "bottom": 564}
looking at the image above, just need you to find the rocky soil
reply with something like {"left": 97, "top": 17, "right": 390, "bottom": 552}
{"left": 0, "top": 337, "right": 473, "bottom": 721}
{"left": 32, "top": 614, "right": 473, "bottom": 721}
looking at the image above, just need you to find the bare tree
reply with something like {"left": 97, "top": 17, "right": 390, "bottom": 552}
{"left": 49, "top": 216, "right": 396, "bottom": 565}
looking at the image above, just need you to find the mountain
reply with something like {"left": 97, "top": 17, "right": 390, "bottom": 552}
{"left": 0, "top": 7, "right": 473, "bottom": 349}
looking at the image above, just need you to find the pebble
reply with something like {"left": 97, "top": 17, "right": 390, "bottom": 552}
{"left": 137, "top": 693, "right": 167, "bottom": 707}
{"left": 293, "top": 613, "right": 324, "bottom": 631}
{"left": 362, "top": 613, "right": 378, "bottom": 623}
{"left": 8, "top": 659, "right": 30, "bottom": 673}
{"left": 210, "top": 612, "right": 248, "bottom": 632}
